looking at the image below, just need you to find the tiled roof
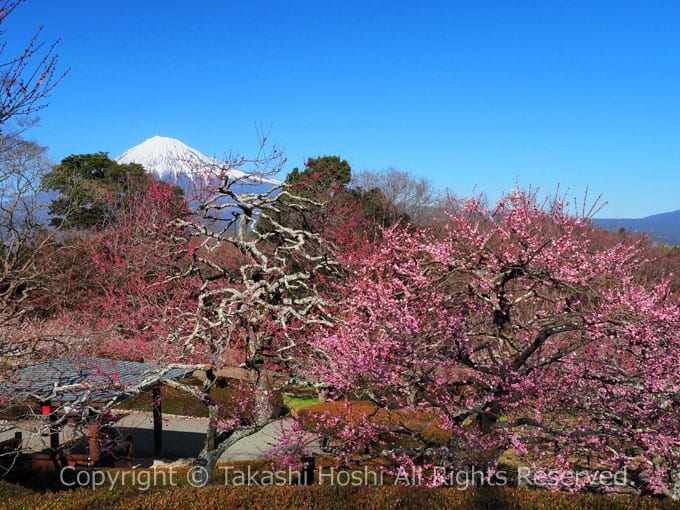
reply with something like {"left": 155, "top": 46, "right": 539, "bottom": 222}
{"left": 1, "top": 356, "right": 192, "bottom": 404}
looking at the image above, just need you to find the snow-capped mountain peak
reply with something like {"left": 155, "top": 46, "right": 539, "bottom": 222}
{"left": 114, "top": 136, "right": 278, "bottom": 184}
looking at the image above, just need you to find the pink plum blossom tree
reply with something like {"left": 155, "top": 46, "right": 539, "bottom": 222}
{"left": 308, "top": 190, "right": 680, "bottom": 498}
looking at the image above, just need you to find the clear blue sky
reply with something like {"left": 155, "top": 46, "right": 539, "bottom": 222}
{"left": 5, "top": 0, "right": 680, "bottom": 218}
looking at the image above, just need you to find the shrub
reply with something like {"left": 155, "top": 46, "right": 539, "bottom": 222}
{"left": 2, "top": 483, "right": 679, "bottom": 510}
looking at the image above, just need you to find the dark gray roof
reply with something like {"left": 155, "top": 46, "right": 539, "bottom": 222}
{"left": 1, "top": 356, "right": 192, "bottom": 404}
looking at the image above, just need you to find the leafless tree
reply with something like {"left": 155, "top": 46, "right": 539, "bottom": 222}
{"left": 352, "top": 167, "right": 438, "bottom": 224}
{"left": 0, "top": 0, "right": 67, "bottom": 360}
{"left": 0, "top": 136, "right": 54, "bottom": 334}
{"left": 0, "top": 0, "right": 68, "bottom": 131}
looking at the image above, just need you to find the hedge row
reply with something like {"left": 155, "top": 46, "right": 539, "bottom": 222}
{"left": 2, "top": 483, "right": 679, "bottom": 510}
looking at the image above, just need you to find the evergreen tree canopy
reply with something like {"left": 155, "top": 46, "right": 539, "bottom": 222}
{"left": 41, "top": 152, "right": 154, "bottom": 229}
{"left": 286, "top": 155, "right": 351, "bottom": 197}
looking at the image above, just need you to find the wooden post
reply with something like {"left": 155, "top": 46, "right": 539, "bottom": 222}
{"left": 152, "top": 385, "right": 163, "bottom": 458}
{"left": 301, "top": 456, "right": 315, "bottom": 485}
{"left": 88, "top": 423, "right": 99, "bottom": 465}
{"left": 42, "top": 401, "right": 59, "bottom": 450}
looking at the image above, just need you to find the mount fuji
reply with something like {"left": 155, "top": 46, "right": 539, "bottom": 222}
{"left": 115, "top": 135, "right": 280, "bottom": 191}
{"left": 114, "top": 136, "right": 281, "bottom": 229}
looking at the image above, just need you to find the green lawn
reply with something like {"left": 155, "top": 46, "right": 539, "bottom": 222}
{"left": 283, "top": 395, "right": 320, "bottom": 410}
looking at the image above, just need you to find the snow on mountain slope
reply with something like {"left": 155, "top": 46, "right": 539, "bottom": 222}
{"left": 114, "top": 135, "right": 279, "bottom": 185}
{"left": 115, "top": 136, "right": 281, "bottom": 231}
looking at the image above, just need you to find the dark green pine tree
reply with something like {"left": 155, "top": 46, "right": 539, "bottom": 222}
{"left": 285, "top": 155, "right": 352, "bottom": 197}
{"left": 258, "top": 155, "right": 353, "bottom": 234}
{"left": 41, "top": 152, "right": 153, "bottom": 229}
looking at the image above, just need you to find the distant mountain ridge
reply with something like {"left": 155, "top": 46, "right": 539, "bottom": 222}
{"left": 593, "top": 209, "right": 680, "bottom": 247}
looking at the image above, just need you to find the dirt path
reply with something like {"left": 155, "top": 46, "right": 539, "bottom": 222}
{"left": 1, "top": 413, "right": 322, "bottom": 462}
